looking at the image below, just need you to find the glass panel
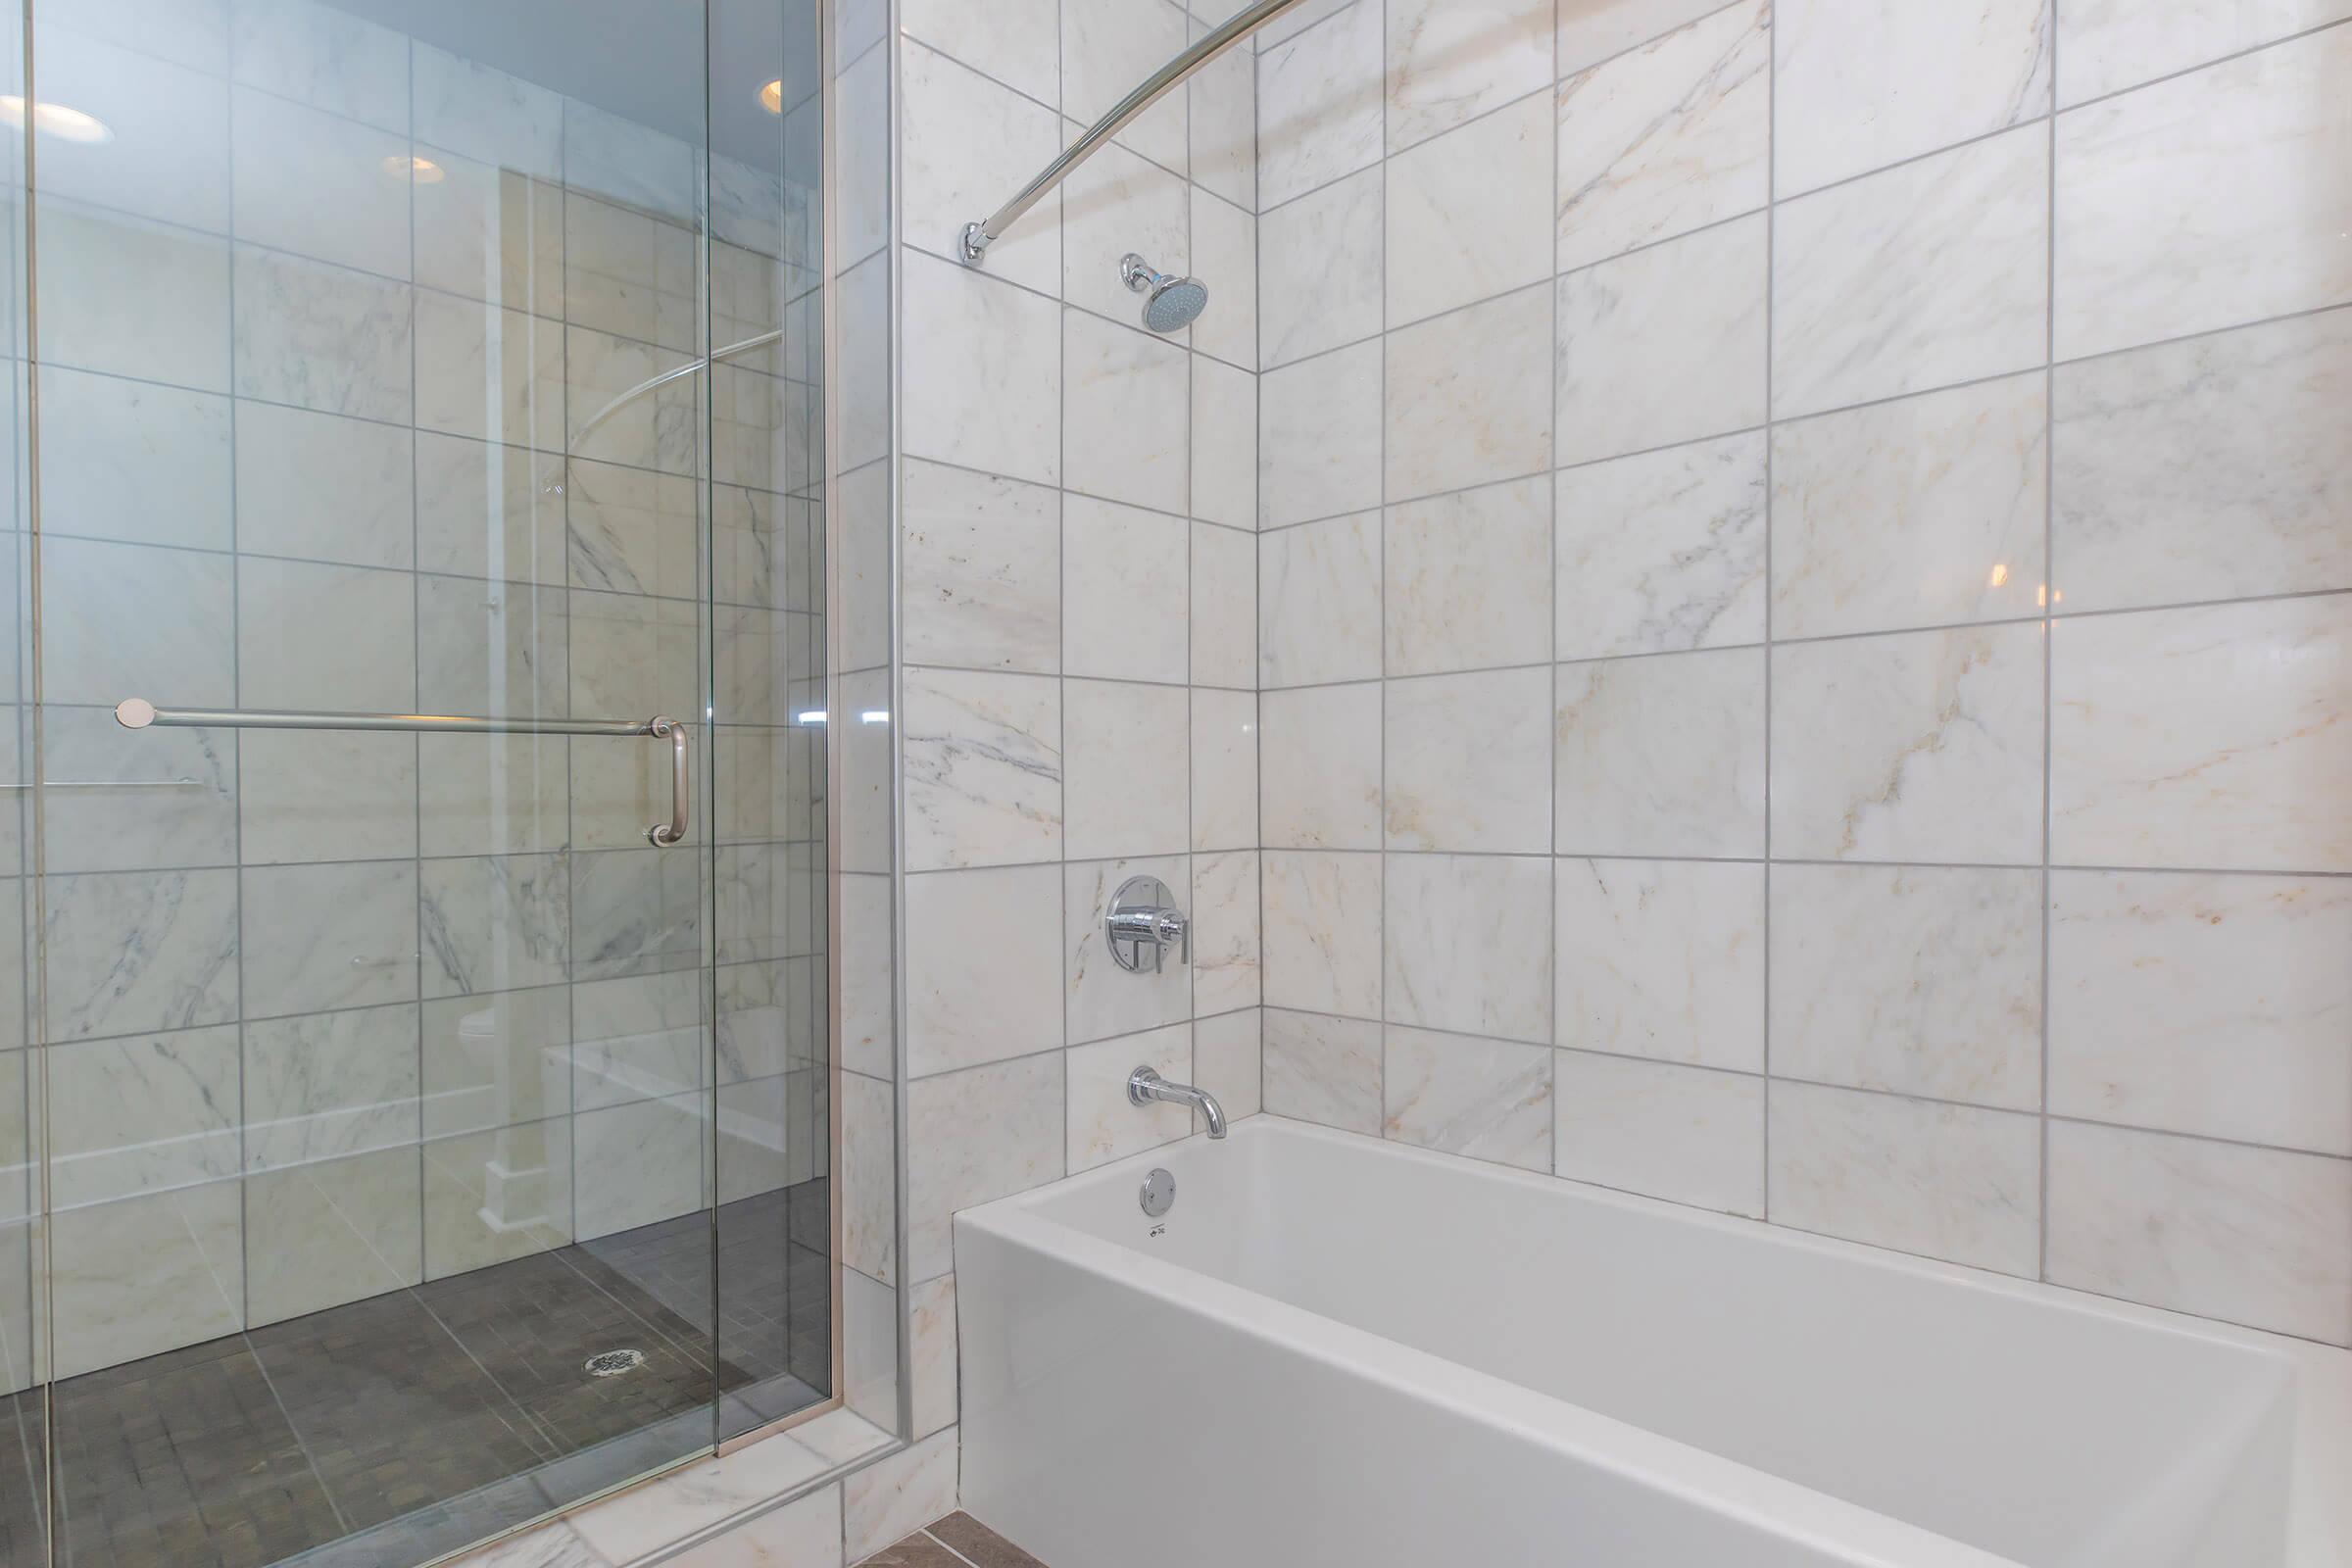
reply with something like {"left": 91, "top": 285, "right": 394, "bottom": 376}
{"left": 710, "top": 0, "right": 832, "bottom": 1443}
{"left": 2, "top": 0, "right": 852, "bottom": 1560}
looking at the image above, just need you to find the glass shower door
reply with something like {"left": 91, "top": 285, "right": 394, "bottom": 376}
{"left": 0, "top": 0, "right": 830, "bottom": 1563}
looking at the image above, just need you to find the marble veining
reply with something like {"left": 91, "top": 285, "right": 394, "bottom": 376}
{"left": 906, "top": 866, "right": 1063, "bottom": 1079}
{"left": 1261, "top": 683, "right": 1383, "bottom": 850}
{"left": 1260, "top": 342, "right": 1384, "bottom": 527}
{"left": 1387, "top": 94, "right": 1553, "bottom": 328}
{"left": 1385, "top": 667, "right": 1554, "bottom": 854}
{"left": 1385, "top": 854, "right": 1553, "bottom": 1043}
{"left": 1263, "top": 1008, "right": 1384, "bottom": 1135}
{"left": 1554, "top": 648, "right": 1767, "bottom": 858}
{"left": 1383, "top": 1026, "right": 1552, "bottom": 1172}
{"left": 1257, "top": 0, "right": 1385, "bottom": 208}
{"left": 1388, "top": 476, "right": 1555, "bottom": 676}
{"left": 1553, "top": 857, "right": 1763, "bottom": 1070}
{"left": 1262, "top": 851, "right": 1383, "bottom": 1018}
{"left": 1554, "top": 1050, "right": 1764, "bottom": 1217}
{"left": 44, "top": 869, "right": 240, "bottom": 1042}
{"left": 243, "top": 1003, "right": 423, "bottom": 1169}
{"left": 1386, "top": 284, "right": 1555, "bottom": 503}
{"left": 1260, "top": 511, "right": 1383, "bottom": 686}
{"left": 1555, "top": 431, "right": 1767, "bottom": 660}
{"left": 1387, "top": 0, "right": 1555, "bottom": 152}
{"left": 1555, "top": 0, "right": 1770, "bottom": 273}
{"left": 902, "top": 667, "right": 1064, "bottom": 871}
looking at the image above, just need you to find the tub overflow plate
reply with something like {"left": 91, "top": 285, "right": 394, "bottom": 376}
{"left": 1139, "top": 1167, "right": 1176, "bottom": 1217}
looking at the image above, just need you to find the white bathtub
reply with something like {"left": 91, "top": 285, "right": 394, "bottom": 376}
{"left": 956, "top": 1117, "right": 2352, "bottom": 1568}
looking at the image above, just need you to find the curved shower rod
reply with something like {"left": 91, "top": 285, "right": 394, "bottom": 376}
{"left": 569, "top": 326, "right": 786, "bottom": 449}
{"left": 959, "top": 0, "right": 1316, "bottom": 266}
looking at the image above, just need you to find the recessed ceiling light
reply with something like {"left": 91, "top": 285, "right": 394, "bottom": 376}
{"left": 0, "top": 96, "right": 112, "bottom": 144}
{"left": 383, "top": 154, "right": 445, "bottom": 184}
{"left": 759, "top": 78, "right": 785, "bottom": 115}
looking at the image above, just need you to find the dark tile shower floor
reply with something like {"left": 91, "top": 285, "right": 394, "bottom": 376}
{"left": 0, "top": 1182, "right": 830, "bottom": 1568}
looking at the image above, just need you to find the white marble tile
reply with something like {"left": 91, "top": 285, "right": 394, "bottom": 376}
{"left": 1068, "top": 0, "right": 1193, "bottom": 172}
{"left": 1772, "top": 374, "right": 2050, "bottom": 639}
{"left": 1385, "top": 667, "right": 1553, "bottom": 854}
{"left": 230, "top": 85, "right": 410, "bottom": 279}
{"left": 1771, "top": 1082, "right": 2041, "bottom": 1276}
{"left": 1556, "top": 213, "right": 1766, "bottom": 465}
{"left": 839, "top": 1073, "right": 897, "bottom": 1285}
{"left": 2050, "top": 870, "right": 2352, "bottom": 1154}
{"left": 903, "top": 667, "right": 1062, "bottom": 871}
{"left": 901, "top": 460, "right": 1061, "bottom": 674}
{"left": 38, "top": 204, "right": 231, "bottom": 393}
{"left": 1260, "top": 340, "right": 1384, "bottom": 527}
{"left": 841, "top": 876, "right": 896, "bottom": 1084}
{"left": 1066, "top": 310, "right": 1192, "bottom": 515}
{"left": 1192, "top": 190, "right": 1258, "bottom": 374}
{"left": 904, "top": 251, "right": 1062, "bottom": 487}
{"left": 1775, "top": 126, "right": 2049, "bottom": 418}
{"left": 1064, "top": 138, "right": 1191, "bottom": 324}
{"left": 1261, "top": 682, "right": 1383, "bottom": 850}
{"left": 1262, "top": 851, "right": 1383, "bottom": 1017}
{"left": 2047, "top": 1120, "right": 2351, "bottom": 1345}
{"left": 1388, "top": 92, "right": 1552, "bottom": 326}
{"left": 1554, "top": 858, "right": 1763, "bottom": 1070}
{"left": 1193, "top": 522, "right": 1258, "bottom": 689}
{"left": 1556, "top": 0, "right": 1730, "bottom": 75}
{"left": 1258, "top": 0, "right": 1385, "bottom": 208}
{"left": 1772, "top": 864, "right": 2043, "bottom": 1109}
{"left": 906, "top": 1054, "right": 1063, "bottom": 1280}
{"left": 245, "top": 1145, "right": 422, "bottom": 1326}
{"left": 422, "top": 1116, "right": 571, "bottom": 1278}
{"left": 1193, "top": 849, "right": 1263, "bottom": 1016}
{"left": 420, "top": 854, "right": 569, "bottom": 999}
{"left": 1192, "top": 32, "right": 1259, "bottom": 214}
{"left": 39, "top": 707, "right": 237, "bottom": 874}
{"left": 1554, "top": 648, "right": 1766, "bottom": 857}
{"left": 563, "top": 459, "right": 699, "bottom": 601}
{"left": 575, "top": 1093, "right": 706, "bottom": 1240}
{"left": 34, "top": 21, "right": 228, "bottom": 231}
{"left": 1259, "top": 511, "right": 1383, "bottom": 685}
{"left": 243, "top": 1003, "right": 420, "bottom": 1169}
{"left": 1771, "top": 623, "right": 2046, "bottom": 863}
{"left": 1260, "top": 167, "right": 1383, "bottom": 368}
{"left": 1069, "top": 1025, "right": 1194, "bottom": 1171}
{"left": 1194, "top": 357, "right": 1259, "bottom": 530}
{"left": 1555, "top": 0, "right": 1770, "bottom": 272}
{"left": 419, "top": 987, "right": 570, "bottom": 1138}
{"left": 1192, "top": 689, "right": 1260, "bottom": 851}
{"left": 903, "top": 39, "right": 1064, "bottom": 295}
{"left": 1554, "top": 1051, "right": 1763, "bottom": 1216}
{"left": 49, "top": 1181, "right": 242, "bottom": 1377}
{"left": 1263, "top": 1008, "right": 1383, "bottom": 1133}
{"left": 1386, "top": 0, "right": 1553, "bottom": 151}
{"left": 411, "top": 43, "right": 564, "bottom": 182}
{"left": 1386, "top": 283, "right": 1554, "bottom": 504}
{"left": 1384, "top": 1026, "right": 1551, "bottom": 1171}
{"left": 2059, "top": 0, "right": 2351, "bottom": 105}
{"left": 38, "top": 538, "right": 235, "bottom": 709}
{"left": 1385, "top": 853, "right": 1552, "bottom": 1042}
{"left": 1196, "top": 1008, "right": 1264, "bottom": 1120}
{"left": 2052, "top": 309, "right": 2352, "bottom": 614}
{"left": 1387, "top": 475, "right": 1553, "bottom": 676}
{"left": 232, "top": 245, "right": 413, "bottom": 423}
{"left": 1258, "top": 0, "right": 1356, "bottom": 47}
{"left": 1064, "top": 680, "right": 1191, "bottom": 860}
{"left": 844, "top": 1429, "right": 961, "bottom": 1562}
{"left": 2051, "top": 595, "right": 2352, "bottom": 873}
{"left": 839, "top": 256, "right": 892, "bottom": 473}
{"left": 45, "top": 1028, "right": 241, "bottom": 1206}
{"left": 908, "top": 1272, "right": 960, "bottom": 1439}
{"left": 415, "top": 434, "right": 566, "bottom": 586}
{"left": 242, "top": 860, "right": 418, "bottom": 1018}
{"left": 416, "top": 575, "right": 564, "bottom": 717}
{"left": 42, "top": 869, "right": 239, "bottom": 1043}
{"left": 2054, "top": 26, "right": 2352, "bottom": 363}
{"left": 228, "top": 0, "right": 408, "bottom": 130}
{"left": 412, "top": 148, "right": 564, "bottom": 314}
{"left": 568, "top": 848, "right": 701, "bottom": 979}
{"left": 905, "top": 866, "right": 1065, "bottom": 1079}
{"left": 1774, "top": 0, "right": 2050, "bottom": 195}
{"left": 904, "top": 0, "right": 1058, "bottom": 103}
{"left": 1065, "top": 498, "right": 1189, "bottom": 684}
{"left": 1555, "top": 431, "right": 1767, "bottom": 660}
{"left": 1065, "top": 855, "right": 1195, "bottom": 1046}
{"left": 233, "top": 400, "right": 415, "bottom": 569}
{"left": 37, "top": 367, "right": 232, "bottom": 552}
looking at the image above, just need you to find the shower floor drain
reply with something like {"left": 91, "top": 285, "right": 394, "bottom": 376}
{"left": 584, "top": 1348, "right": 646, "bottom": 1378}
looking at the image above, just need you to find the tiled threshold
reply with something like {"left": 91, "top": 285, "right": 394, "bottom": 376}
{"left": 454, "top": 1407, "right": 898, "bottom": 1567}
{"left": 856, "top": 1513, "right": 1051, "bottom": 1568}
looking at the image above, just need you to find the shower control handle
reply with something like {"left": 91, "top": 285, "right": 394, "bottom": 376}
{"left": 1106, "top": 875, "right": 1188, "bottom": 973}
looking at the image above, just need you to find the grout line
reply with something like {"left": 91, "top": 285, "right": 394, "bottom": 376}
{"left": 1758, "top": 0, "right": 1777, "bottom": 1223}
{"left": 2037, "top": 0, "right": 2060, "bottom": 1284}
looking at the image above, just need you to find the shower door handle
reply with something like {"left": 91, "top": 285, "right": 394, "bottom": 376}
{"left": 648, "top": 715, "right": 688, "bottom": 847}
{"left": 114, "top": 699, "right": 694, "bottom": 849}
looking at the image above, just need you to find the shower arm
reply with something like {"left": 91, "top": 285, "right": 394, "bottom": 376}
{"left": 958, "top": 0, "right": 1316, "bottom": 266}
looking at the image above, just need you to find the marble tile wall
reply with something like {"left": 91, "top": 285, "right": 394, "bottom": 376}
{"left": 1251, "top": 0, "right": 2352, "bottom": 1346}
{"left": 14, "top": 0, "right": 830, "bottom": 1383}
{"left": 889, "top": 0, "right": 1265, "bottom": 1500}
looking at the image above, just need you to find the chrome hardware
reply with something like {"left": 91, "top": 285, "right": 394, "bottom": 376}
{"left": 1128, "top": 1067, "right": 1227, "bottom": 1140}
{"left": 114, "top": 699, "right": 692, "bottom": 849}
{"left": 1139, "top": 1167, "right": 1177, "bottom": 1217}
{"left": 958, "top": 0, "right": 1315, "bottom": 267}
{"left": 1106, "top": 875, "right": 1188, "bottom": 973}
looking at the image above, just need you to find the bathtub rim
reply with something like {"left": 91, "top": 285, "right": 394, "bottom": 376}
{"left": 955, "top": 1114, "right": 2352, "bottom": 1568}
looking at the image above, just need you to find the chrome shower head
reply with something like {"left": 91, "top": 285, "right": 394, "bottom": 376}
{"left": 1121, "top": 252, "right": 1209, "bottom": 333}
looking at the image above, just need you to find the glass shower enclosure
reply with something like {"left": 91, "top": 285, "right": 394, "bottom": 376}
{"left": 0, "top": 0, "right": 841, "bottom": 1562}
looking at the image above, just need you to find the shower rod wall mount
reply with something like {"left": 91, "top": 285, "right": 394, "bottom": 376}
{"left": 958, "top": 0, "right": 1316, "bottom": 266}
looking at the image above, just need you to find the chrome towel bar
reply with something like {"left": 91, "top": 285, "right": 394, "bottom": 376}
{"left": 113, "top": 698, "right": 691, "bottom": 847}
